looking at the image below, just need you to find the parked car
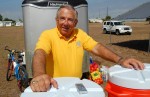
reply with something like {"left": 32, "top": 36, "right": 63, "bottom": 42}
{"left": 102, "top": 20, "right": 132, "bottom": 35}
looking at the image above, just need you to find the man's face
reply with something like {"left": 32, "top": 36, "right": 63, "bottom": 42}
{"left": 56, "top": 8, "right": 78, "bottom": 38}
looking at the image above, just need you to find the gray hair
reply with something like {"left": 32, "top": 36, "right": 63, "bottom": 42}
{"left": 56, "top": 4, "right": 78, "bottom": 19}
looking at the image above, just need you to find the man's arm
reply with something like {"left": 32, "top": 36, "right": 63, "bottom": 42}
{"left": 32, "top": 49, "right": 46, "bottom": 77}
{"left": 30, "top": 49, "right": 58, "bottom": 92}
{"left": 91, "top": 43, "right": 121, "bottom": 63}
{"left": 91, "top": 43, "right": 144, "bottom": 70}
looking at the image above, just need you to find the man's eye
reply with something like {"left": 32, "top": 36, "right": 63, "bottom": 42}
{"left": 68, "top": 19, "right": 74, "bottom": 23}
{"left": 60, "top": 18, "right": 65, "bottom": 21}
{"left": 69, "top": 19, "right": 74, "bottom": 22}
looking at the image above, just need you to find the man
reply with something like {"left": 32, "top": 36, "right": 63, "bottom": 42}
{"left": 30, "top": 4, "right": 144, "bottom": 92}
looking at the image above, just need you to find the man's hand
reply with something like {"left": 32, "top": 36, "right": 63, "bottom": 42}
{"left": 119, "top": 58, "right": 145, "bottom": 70}
{"left": 30, "top": 74, "right": 58, "bottom": 92}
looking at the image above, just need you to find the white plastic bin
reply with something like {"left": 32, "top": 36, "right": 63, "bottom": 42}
{"left": 21, "top": 77, "right": 105, "bottom": 97}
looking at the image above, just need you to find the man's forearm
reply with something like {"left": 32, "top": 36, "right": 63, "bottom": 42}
{"left": 92, "top": 43, "right": 122, "bottom": 64}
{"left": 32, "top": 49, "right": 46, "bottom": 77}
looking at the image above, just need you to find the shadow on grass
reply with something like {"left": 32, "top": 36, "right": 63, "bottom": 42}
{"left": 112, "top": 39, "right": 150, "bottom": 52}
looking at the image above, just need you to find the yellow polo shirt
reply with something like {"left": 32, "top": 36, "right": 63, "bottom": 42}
{"left": 35, "top": 27, "right": 98, "bottom": 78}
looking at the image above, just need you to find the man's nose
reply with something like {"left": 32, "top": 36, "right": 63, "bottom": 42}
{"left": 63, "top": 19, "right": 69, "bottom": 24}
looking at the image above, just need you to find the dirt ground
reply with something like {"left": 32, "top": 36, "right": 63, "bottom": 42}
{"left": 89, "top": 21, "right": 150, "bottom": 67}
{"left": 0, "top": 22, "right": 150, "bottom": 97}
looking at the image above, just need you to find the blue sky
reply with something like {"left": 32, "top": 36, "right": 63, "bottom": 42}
{"left": 0, "top": 0, "right": 22, "bottom": 20}
{"left": 87, "top": 0, "right": 150, "bottom": 18}
{"left": 0, "top": 0, "right": 150, "bottom": 20}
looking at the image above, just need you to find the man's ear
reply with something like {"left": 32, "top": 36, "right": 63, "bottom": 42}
{"left": 74, "top": 19, "right": 78, "bottom": 27}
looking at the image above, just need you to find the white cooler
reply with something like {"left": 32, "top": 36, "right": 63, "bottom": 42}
{"left": 21, "top": 77, "right": 105, "bottom": 97}
{"left": 105, "top": 63, "right": 150, "bottom": 97}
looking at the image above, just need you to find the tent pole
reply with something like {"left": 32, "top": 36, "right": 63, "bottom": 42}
{"left": 148, "top": 32, "right": 150, "bottom": 53}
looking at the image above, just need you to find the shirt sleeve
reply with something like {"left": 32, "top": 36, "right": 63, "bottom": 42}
{"left": 35, "top": 30, "right": 52, "bottom": 54}
{"left": 79, "top": 29, "right": 98, "bottom": 51}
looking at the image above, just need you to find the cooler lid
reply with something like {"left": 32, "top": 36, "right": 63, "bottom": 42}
{"left": 22, "top": 0, "right": 87, "bottom": 7}
{"left": 108, "top": 63, "right": 150, "bottom": 89}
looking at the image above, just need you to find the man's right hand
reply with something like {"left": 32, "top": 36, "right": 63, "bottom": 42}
{"left": 30, "top": 74, "right": 58, "bottom": 92}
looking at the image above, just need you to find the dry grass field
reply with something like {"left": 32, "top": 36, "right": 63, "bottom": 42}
{"left": 0, "top": 22, "right": 150, "bottom": 97}
{"left": 0, "top": 27, "right": 24, "bottom": 97}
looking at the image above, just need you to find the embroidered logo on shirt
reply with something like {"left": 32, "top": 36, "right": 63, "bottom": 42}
{"left": 76, "top": 41, "right": 81, "bottom": 47}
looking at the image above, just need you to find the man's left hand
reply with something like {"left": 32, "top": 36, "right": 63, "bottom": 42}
{"left": 119, "top": 58, "right": 145, "bottom": 70}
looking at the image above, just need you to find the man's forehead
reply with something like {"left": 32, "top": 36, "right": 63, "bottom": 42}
{"left": 59, "top": 9, "right": 75, "bottom": 17}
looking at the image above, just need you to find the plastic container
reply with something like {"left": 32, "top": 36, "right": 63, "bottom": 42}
{"left": 100, "top": 65, "right": 109, "bottom": 82}
{"left": 21, "top": 77, "right": 105, "bottom": 97}
{"left": 22, "top": 0, "right": 89, "bottom": 77}
{"left": 105, "top": 63, "right": 150, "bottom": 97}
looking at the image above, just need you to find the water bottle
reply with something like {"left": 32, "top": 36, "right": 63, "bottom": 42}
{"left": 101, "top": 66, "right": 109, "bottom": 82}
